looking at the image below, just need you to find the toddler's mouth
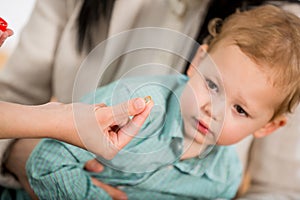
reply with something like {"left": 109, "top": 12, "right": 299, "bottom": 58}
{"left": 192, "top": 117, "right": 218, "bottom": 143}
{"left": 195, "top": 118, "right": 210, "bottom": 135}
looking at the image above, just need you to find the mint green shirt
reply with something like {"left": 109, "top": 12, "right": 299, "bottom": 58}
{"left": 26, "top": 75, "right": 242, "bottom": 200}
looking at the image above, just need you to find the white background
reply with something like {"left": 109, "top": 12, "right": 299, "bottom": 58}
{"left": 0, "top": 0, "right": 36, "bottom": 53}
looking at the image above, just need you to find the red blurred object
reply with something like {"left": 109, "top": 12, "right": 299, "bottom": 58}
{"left": 0, "top": 18, "right": 8, "bottom": 31}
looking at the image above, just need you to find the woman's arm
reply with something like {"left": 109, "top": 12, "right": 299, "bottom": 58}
{"left": 0, "top": 97, "right": 152, "bottom": 155}
{"left": 0, "top": 101, "right": 79, "bottom": 140}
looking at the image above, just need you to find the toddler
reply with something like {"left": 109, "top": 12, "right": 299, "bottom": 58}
{"left": 26, "top": 5, "right": 300, "bottom": 200}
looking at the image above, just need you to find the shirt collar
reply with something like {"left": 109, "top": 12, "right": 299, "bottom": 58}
{"left": 159, "top": 75, "right": 188, "bottom": 157}
{"left": 174, "top": 145, "right": 241, "bottom": 183}
{"left": 161, "top": 74, "right": 188, "bottom": 140}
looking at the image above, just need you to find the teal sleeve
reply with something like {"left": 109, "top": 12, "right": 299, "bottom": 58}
{"left": 26, "top": 139, "right": 112, "bottom": 200}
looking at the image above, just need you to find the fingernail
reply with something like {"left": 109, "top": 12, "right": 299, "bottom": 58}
{"left": 134, "top": 98, "right": 145, "bottom": 110}
{"left": 96, "top": 164, "right": 104, "bottom": 172}
{"left": 144, "top": 96, "right": 152, "bottom": 104}
{"left": 92, "top": 162, "right": 104, "bottom": 172}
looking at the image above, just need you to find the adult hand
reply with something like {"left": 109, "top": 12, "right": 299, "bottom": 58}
{"left": 9, "top": 97, "right": 153, "bottom": 159}
{"left": 2, "top": 96, "right": 153, "bottom": 164}
{"left": 68, "top": 97, "right": 153, "bottom": 159}
{"left": 92, "top": 97, "right": 154, "bottom": 159}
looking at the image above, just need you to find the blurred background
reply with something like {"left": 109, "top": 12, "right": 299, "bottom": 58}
{"left": 0, "top": 0, "right": 36, "bottom": 67}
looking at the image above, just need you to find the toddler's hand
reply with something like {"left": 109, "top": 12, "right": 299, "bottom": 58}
{"left": 84, "top": 159, "right": 128, "bottom": 200}
{"left": 0, "top": 17, "right": 13, "bottom": 47}
{"left": 0, "top": 29, "right": 13, "bottom": 47}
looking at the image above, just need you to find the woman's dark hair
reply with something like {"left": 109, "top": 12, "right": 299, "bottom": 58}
{"left": 77, "top": 0, "right": 115, "bottom": 53}
{"left": 195, "top": 0, "right": 300, "bottom": 44}
{"left": 184, "top": 0, "right": 267, "bottom": 73}
{"left": 197, "top": 0, "right": 268, "bottom": 47}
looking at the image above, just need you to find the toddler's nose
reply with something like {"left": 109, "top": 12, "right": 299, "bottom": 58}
{"left": 201, "top": 97, "right": 224, "bottom": 122}
{"left": 202, "top": 101, "right": 214, "bottom": 120}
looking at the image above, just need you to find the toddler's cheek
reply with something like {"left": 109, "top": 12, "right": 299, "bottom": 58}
{"left": 180, "top": 85, "right": 199, "bottom": 116}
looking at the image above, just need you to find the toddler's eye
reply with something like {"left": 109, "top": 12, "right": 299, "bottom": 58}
{"left": 234, "top": 105, "right": 248, "bottom": 117}
{"left": 205, "top": 78, "right": 219, "bottom": 93}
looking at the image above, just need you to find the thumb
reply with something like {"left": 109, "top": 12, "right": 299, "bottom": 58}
{"left": 110, "top": 98, "right": 146, "bottom": 126}
{"left": 128, "top": 97, "right": 147, "bottom": 115}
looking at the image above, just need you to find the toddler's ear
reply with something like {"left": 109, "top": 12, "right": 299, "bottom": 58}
{"left": 253, "top": 115, "right": 287, "bottom": 138}
{"left": 187, "top": 44, "right": 208, "bottom": 77}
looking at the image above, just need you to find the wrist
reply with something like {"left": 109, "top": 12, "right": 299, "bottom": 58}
{"left": 41, "top": 102, "right": 84, "bottom": 148}
{"left": 38, "top": 102, "right": 74, "bottom": 137}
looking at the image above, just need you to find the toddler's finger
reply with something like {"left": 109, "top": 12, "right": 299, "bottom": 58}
{"left": 84, "top": 159, "right": 104, "bottom": 172}
{"left": 6, "top": 29, "right": 14, "bottom": 37}
{"left": 91, "top": 178, "right": 128, "bottom": 200}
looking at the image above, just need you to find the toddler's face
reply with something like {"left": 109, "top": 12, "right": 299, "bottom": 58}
{"left": 180, "top": 44, "right": 285, "bottom": 145}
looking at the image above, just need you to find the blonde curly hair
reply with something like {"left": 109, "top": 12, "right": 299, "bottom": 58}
{"left": 207, "top": 5, "right": 300, "bottom": 118}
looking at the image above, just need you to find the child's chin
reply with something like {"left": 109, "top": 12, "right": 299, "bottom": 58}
{"left": 215, "top": 139, "right": 235, "bottom": 146}
{"left": 192, "top": 133, "right": 208, "bottom": 144}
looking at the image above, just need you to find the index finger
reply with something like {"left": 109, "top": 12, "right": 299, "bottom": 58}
{"left": 6, "top": 29, "right": 14, "bottom": 37}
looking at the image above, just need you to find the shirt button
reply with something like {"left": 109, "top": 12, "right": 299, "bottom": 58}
{"left": 174, "top": 140, "right": 183, "bottom": 152}
{"left": 177, "top": 143, "right": 183, "bottom": 151}
{"left": 170, "top": 138, "right": 183, "bottom": 155}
